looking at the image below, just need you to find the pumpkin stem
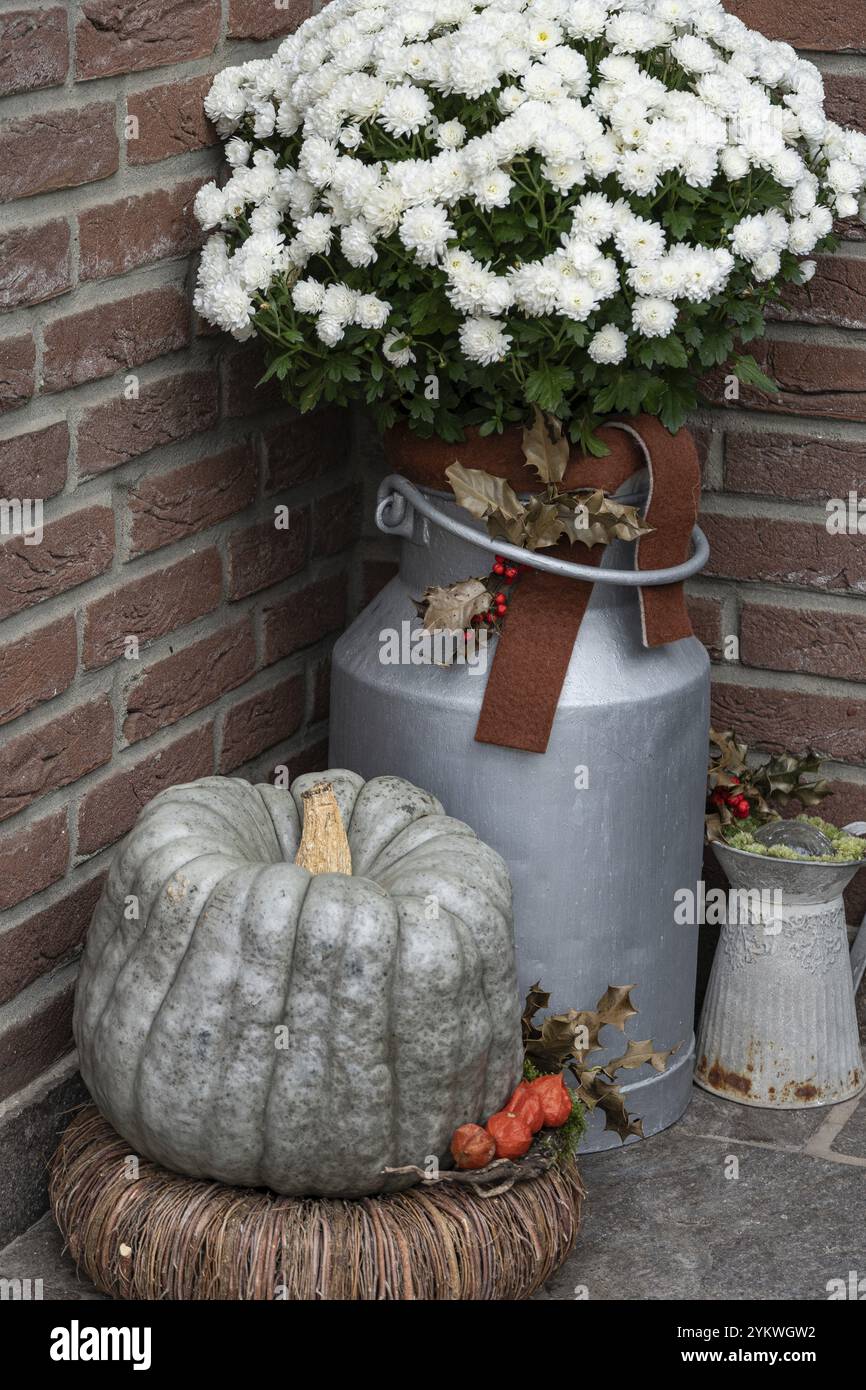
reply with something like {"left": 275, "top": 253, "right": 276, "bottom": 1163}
{"left": 294, "top": 781, "right": 352, "bottom": 876}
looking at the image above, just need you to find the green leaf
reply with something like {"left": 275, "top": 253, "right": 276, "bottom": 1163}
{"left": 524, "top": 364, "right": 575, "bottom": 413}
{"left": 734, "top": 354, "right": 779, "bottom": 393}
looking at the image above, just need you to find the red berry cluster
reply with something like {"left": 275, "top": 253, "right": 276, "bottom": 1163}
{"left": 463, "top": 556, "right": 528, "bottom": 639}
{"left": 710, "top": 775, "right": 751, "bottom": 819}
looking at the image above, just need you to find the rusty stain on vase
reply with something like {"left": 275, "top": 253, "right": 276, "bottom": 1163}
{"left": 701, "top": 1059, "right": 752, "bottom": 1097}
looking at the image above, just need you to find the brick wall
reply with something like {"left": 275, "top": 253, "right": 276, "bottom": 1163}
{"left": 692, "top": 2, "right": 866, "bottom": 930}
{"left": 0, "top": 0, "right": 360, "bottom": 1244}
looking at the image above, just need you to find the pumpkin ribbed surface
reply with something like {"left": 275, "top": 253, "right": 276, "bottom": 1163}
{"left": 73, "top": 770, "right": 522, "bottom": 1198}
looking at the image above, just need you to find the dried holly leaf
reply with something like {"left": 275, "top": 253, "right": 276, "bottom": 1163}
{"left": 417, "top": 578, "right": 491, "bottom": 632}
{"left": 594, "top": 984, "right": 638, "bottom": 1033}
{"left": 521, "top": 982, "right": 551, "bottom": 1037}
{"left": 594, "top": 1080, "right": 645, "bottom": 1142}
{"left": 558, "top": 490, "right": 653, "bottom": 548}
{"left": 523, "top": 498, "right": 568, "bottom": 550}
{"left": 446, "top": 463, "right": 526, "bottom": 526}
{"left": 522, "top": 407, "right": 570, "bottom": 486}
{"left": 604, "top": 1038, "right": 680, "bottom": 1076}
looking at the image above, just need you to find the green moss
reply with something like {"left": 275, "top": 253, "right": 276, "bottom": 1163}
{"left": 723, "top": 814, "right": 866, "bottom": 864}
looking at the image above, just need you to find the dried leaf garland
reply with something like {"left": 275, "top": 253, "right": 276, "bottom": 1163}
{"left": 521, "top": 982, "right": 677, "bottom": 1143}
{"left": 446, "top": 411, "right": 653, "bottom": 555}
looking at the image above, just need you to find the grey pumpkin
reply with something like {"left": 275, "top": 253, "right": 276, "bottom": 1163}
{"left": 73, "top": 769, "right": 523, "bottom": 1197}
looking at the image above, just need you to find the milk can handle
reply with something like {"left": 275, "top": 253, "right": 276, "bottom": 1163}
{"left": 375, "top": 474, "right": 709, "bottom": 588}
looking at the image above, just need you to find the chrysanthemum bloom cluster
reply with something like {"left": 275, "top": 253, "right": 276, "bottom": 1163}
{"left": 193, "top": 0, "right": 866, "bottom": 447}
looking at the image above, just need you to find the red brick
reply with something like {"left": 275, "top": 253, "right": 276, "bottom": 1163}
{"left": 0, "top": 421, "right": 68, "bottom": 500}
{"left": 361, "top": 558, "right": 398, "bottom": 605}
{"left": 724, "top": 429, "right": 866, "bottom": 503}
{"left": 771, "top": 257, "right": 866, "bottom": 330}
{"left": 79, "top": 179, "right": 205, "bottom": 283}
{"left": 77, "top": 723, "right": 213, "bottom": 854}
{"left": 77, "top": 369, "right": 218, "bottom": 476}
{"left": 824, "top": 72, "right": 866, "bottom": 130}
{"left": 0, "top": 810, "right": 68, "bottom": 911}
{"left": 83, "top": 548, "right": 222, "bottom": 669}
{"left": 314, "top": 484, "right": 361, "bottom": 557}
{"left": 0, "top": 336, "right": 36, "bottom": 414}
{"left": 128, "top": 444, "right": 256, "bottom": 557}
{"left": 76, "top": 0, "right": 220, "bottom": 81}
{"left": 0, "top": 104, "right": 117, "bottom": 202}
{"left": 228, "top": 0, "right": 310, "bottom": 40}
{"left": 263, "top": 571, "right": 347, "bottom": 664}
{"left": 222, "top": 343, "right": 283, "bottom": 418}
{"left": 42, "top": 286, "right": 189, "bottom": 392}
{"left": 740, "top": 602, "right": 866, "bottom": 683}
{"left": 0, "top": 982, "right": 75, "bottom": 1104}
{"left": 0, "top": 219, "right": 70, "bottom": 311}
{"left": 0, "top": 874, "right": 104, "bottom": 1006}
{"left": 686, "top": 594, "right": 724, "bottom": 660}
{"left": 0, "top": 614, "right": 77, "bottom": 726}
{"left": 0, "top": 697, "right": 114, "bottom": 822}
{"left": 124, "top": 619, "right": 256, "bottom": 743}
{"left": 0, "top": 504, "right": 114, "bottom": 621}
{"left": 721, "top": 1, "right": 866, "bottom": 52}
{"left": 711, "top": 680, "right": 866, "bottom": 765}
{"left": 227, "top": 510, "right": 309, "bottom": 600}
{"left": 262, "top": 408, "right": 347, "bottom": 494}
{"left": 701, "top": 513, "right": 866, "bottom": 596}
{"left": 706, "top": 340, "right": 866, "bottom": 423}
{"left": 0, "top": 8, "right": 68, "bottom": 96}
{"left": 219, "top": 674, "right": 305, "bottom": 771}
{"left": 127, "top": 74, "right": 218, "bottom": 165}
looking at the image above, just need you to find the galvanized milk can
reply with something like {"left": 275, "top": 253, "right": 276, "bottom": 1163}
{"left": 696, "top": 840, "right": 866, "bottom": 1108}
{"left": 330, "top": 419, "right": 710, "bottom": 1150}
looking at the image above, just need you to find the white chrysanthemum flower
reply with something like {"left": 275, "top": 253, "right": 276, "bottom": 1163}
{"left": 670, "top": 35, "right": 717, "bottom": 74}
{"left": 731, "top": 215, "right": 770, "bottom": 262}
{"left": 556, "top": 276, "right": 598, "bottom": 322}
{"left": 378, "top": 82, "right": 433, "bottom": 137}
{"left": 800, "top": 260, "right": 817, "bottom": 283}
{"left": 316, "top": 313, "right": 346, "bottom": 346}
{"left": 436, "top": 119, "right": 466, "bottom": 149}
{"left": 459, "top": 316, "right": 513, "bottom": 365}
{"left": 472, "top": 168, "right": 513, "bottom": 210}
{"left": 292, "top": 278, "right": 326, "bottom": 314}
{"left": 615, "top": 215, "right": 666, "bottom": 264}
{"left": 398, "top": 203, "right": 454, "bottom": 265}
{"left": 296, "top": 213, "right": 334, "bottom": 255}
{"left": 752, "top": 250, "right": 781, "bottom": 282}
{"left": 571, "top": 193, "right": 617, "bottom": 242}
{"left": 588, "top": 324, "right": 628, "bottom": 365}
{"left": 194, "top": 183, "right": 227, "bottom": 231}
{"left": 383, "top": 331, "right": 415, "bottom": 367}
{"left": 354, "top": 293, "right": 391, "bottom": 329}
{"left": 225, "top": 138, "right": 251, "bottom": 168}
{"left": 632, "top": 297, "right": 678, "bottom": 338}
{"left": 340, "top": 219, "right": 376, "bottom": 268}
{"left": 564, "top": 0, "right": 608, "bottom": 42}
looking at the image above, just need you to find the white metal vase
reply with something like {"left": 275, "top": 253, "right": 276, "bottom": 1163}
{"left": 696, "top": 839, "right": 865, "bottom": 1108}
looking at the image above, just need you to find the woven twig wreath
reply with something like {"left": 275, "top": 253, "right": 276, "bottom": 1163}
{"left": 49, "top": 1106, "right": 584, "bottom": 1301}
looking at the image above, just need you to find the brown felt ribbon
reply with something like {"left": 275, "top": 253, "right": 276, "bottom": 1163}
{"left": 474, "top": 418, "right": 701, "bottom": 755}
